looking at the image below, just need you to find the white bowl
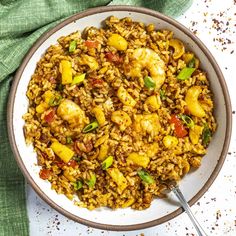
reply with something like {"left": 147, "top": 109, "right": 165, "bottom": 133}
{"left": 7, "top": 6, "right": 232, "bottom": 231}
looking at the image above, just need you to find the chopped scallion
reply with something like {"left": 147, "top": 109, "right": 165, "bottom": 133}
{"left": 69, "top": 40, "right": 77, "bottom": 53}
{"left": 83, "top": 121, "right": 99, "bottom": 133}
{"left": 137, "top": 170, "right": 155, "bottom": 184}
{"left": 202, "top": 124, "right": 211, "bottom": 147}
{"left": 48, "top": 94, "right": 62, "bottom": 106}
{"left": 144, "top": 76, "right": 156, "bottom": 89}
{"left": 188, "top": 57, "right": 195, "bottom": 68}
{"left": 86, "top": 173, "right": 96, "bottom": 188}
{"left": 74, "top": 180, "right": 83, "bottom": 190}
{"left": 102, "top": 156, "right": 114, "bottom": 170}
{"left": 160, "top": 89, "right": 166, "bottom": 100}
{"left": 71, "top": 73, "right": 86, "bottom": 85}
{"left": 66, "top": 137, "right": 72, "bottom": 144}
{"left": 177, "top": 67, "right": 195, "bottom": 80}
{"left": 180, "top": 115, "right": 194, "bottom": 128}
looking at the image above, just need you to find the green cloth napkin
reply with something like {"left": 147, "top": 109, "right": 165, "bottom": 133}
{"left": 0, "top": 0, "right": 192, "bottom": 235}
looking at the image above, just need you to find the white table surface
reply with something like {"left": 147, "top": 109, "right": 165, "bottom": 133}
{"left": 26, "top": 0, "right": 236, "bottom": 235}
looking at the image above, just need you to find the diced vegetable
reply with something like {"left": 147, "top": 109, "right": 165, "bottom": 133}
{"left": 85, "top": 40, "right": 99, "bottom": 48}
{"left": 107, "top": 168, "right": 127, "bottom": 193}
{"left": 102, "top": 156, "right": 114, "bottom": 170}
{"left": 189, "top": 125, "right": 203, "bottom": 145}
{"left": 73, "top": 156, "right": 81, "bottom": 163}
{"left": 51, "top": 142, "right": 74, "bottom": 163}
{"left": 48, "top": 94, "right": 62, "bottom": 106}
{"left": 71, "top": 73, "right": 86, "bottom": 85}
{"left": 98, "top": 143, "right": 109, "bottom": 161}
{"left": 74, "top": 180, "right": 83, "bottom": 190}
{"left": 66, "top": 137, "right": 73, "bottom": 144}
{"left": 69, "top": 40, "right": 77, "bottom": 53}
{"left": 117, "top": 86, "right": 136, "bottom": 107}
{"left": 43, "top": 90, "right": 54, "bottom": 104}
{"left": 169, "top": 115, "right": 188, "bottom": 138}
{"left": 105, "top": 52, "right": 123, "bottom": 64}
{"left": 202, "top": 124, "right": 211, "bottom": 147}
{"left": 177, "top": 67, "right": 196, "bottom": 80}
{"left": 182, "top": 52, "right": 194, "bottom": 64}
{"left": 60, "top": 60, "right": 73, "bottom": 84}
{"left": 67, "top": 159, "right": 77, "bottom": 168}
{"left": 86, "top": 173, "right": 96, "bottom": 188}
{"left": 39, "top": 169, "right": 51, "bottom": 180}
{"left": 137, "top": 170, "right": 155, "bottom": 184}
{"left": 92, "top": 106, "right": 106, "bottom": 126}
{"left": 188, "top": 57, "right": 195, "bottom": 68}
{"left": 107, "top": 34, "right": 128, "bottom": 51}
{"left": 145, "top": 95, "right": 161, "bottom": 111}
{"left": 36, "top": 102, "right": 48, "bottom": 113}
{"left": 163, "top": 135, "right": 178, "bottom": 148}
{"left": 180, "top": 115, "right": 194, "bottom": 128}
{"left": 160, "top": 89, "right": 166, "bottom": 100}
{"left": 44, "top": 109, "right": 56, "bottom": 123}
{"left": 144, "top": 76, "right": 156, "bottom": 89}
{"left": 185, "top": 86, "right": 206, "bottom": 118}
{"left": 121, "top": 197, "right": 135, "bottom": 208}
{"left": 83, "top": 121, "right": 99, "bottom": 133}
{"left": 169, "top": 38, "right": 185, "bottom": 59}
{"left": 63, "top": 169, "right": 76, "bottom": 182}
{"left": 127, "top": 152, "right": 150, "bottom": 168}
{"left": 56, "top": 83, "right": 64, "bottom": 91}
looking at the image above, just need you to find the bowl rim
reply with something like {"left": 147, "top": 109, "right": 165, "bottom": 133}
{"left": 7, "top": 5, "right": 232, "bottom": 231}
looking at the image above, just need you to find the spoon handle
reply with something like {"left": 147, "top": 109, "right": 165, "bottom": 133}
{"left": 172, "top": 186, "right": 208, "bottom": 236}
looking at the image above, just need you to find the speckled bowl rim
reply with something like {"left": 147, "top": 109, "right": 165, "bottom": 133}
{"left": 7, "top": 5, "right": 232, "bottom": 231}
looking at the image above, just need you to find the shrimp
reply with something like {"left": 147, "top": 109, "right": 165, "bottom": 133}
{"left": 57, "top": 99, "right": 89, "bottom": 128}
{"left": 125, "top": 48, "right": 166, "bottom": 89}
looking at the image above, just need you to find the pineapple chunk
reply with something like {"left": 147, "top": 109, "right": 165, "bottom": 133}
{"left": 98, "top": 143, "right": 109, "bottom": 161}
{"left": 92, "top": 106, "right": 106, "bottom": 126}
{"left": 127, "top": 152, "right": 150, "bottom": 168}
{"left": 59, "top": 60, "right": 72, "bottom": 84}
{"left": 107, "top": 168, "right": 127, "bottom": 194}
{"left": 189, "top": 125, "right": 203, "bottom": 144}
{"left": 51, "top": 142, "right": 74, "bottom": 163}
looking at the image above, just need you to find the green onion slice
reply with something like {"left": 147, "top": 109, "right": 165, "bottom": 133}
{"left": 73, "top": 156, "right": 81, "bottom": 162}
{"left": 69, "top": 40, "right": 77, "bottom": 53}
{"left": 71, "top": 73, "right": 86, "bottom": 85}
{"left": 56, "top": 83, "right": 64, "bottom": 91}
{"left": 160, "top": 89, "right": 166, "bottom": 100}
{"left": 202, "top": 124, "right": 211, "bottom": 147}
{"left": 137, "top": 170, "right": 155, "bottom": 184}
{"left": 66, "top": 136, "right": 72, "bottom": 144}
{"left": 86, "top": 173, "right": 96, "bottom": 188}
{"left": 188, "top": 57, "right": 195, "bottom": 68}
{"left": 74, "top": 180, "right": 83, "bottom": 190}
{"left": 83, "top": 121, "right": 99, "bottom": 133}
{"left": 48, "top": 94, "right": 62, "bottom": 106}
{"left": 102, "top": 156, "right": 114, "bottom": 170}
{"left": 180, "top": 115, "right": 194, "bottom": 128}
{"left": 177, "top": 67, "right": 195, "bottom": 80}
{"left": 144, "top": 76, "right": 156, "bottom": 89}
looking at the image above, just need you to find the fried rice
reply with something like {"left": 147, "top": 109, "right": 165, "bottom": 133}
{"left": 23, "top": 16, "right": 216, "bottom": 210}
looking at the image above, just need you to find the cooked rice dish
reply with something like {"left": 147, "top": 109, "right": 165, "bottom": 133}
{"left": 23, "top": 16, "right": 216, "bottom": 210}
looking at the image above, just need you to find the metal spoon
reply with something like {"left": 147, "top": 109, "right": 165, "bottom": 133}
{"left": 169, "top": 182, "right": 208, "bottom": 236}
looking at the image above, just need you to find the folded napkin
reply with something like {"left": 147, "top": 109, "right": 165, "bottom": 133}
{"left": 0, "top": 0, "right": 192, "bottom": 235}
